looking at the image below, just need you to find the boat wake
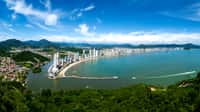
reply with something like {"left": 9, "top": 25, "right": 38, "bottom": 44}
{"left": 63, "top": 75, "right": 119, "bottom": 80}
{"left": 145, "top": 71, "right": 196, "bottom": 79}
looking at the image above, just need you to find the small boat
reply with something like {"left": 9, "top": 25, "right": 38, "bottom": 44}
{"left": 132, "top": 77, "right": 136, "bottom": 79}
{"left": 113, "top": 76, "right": 119, "bottom": 79}
{"left": 85, "top": 85, "right": 89, "bottom": 88}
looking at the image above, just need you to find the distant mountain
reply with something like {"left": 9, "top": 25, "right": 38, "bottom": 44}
{"left": 54, "top": 42, "right": 200, "bottom": 49}
{"left": 136, "top": 43, "right": 200, "bottom": 49}
{"left": 0, "top": 39, "right": 27, "bottom": 48}
{"left": 24, "top": 39, "right": 57, "bottom": 48}
{"left": 0, "top": 39, "right": 57, "bottom": 49}
{"left": 56, "top": 43, "right": 137, "bottom": 48}
{"left": 1, "top": 39, "right": 200, "bottom": 49}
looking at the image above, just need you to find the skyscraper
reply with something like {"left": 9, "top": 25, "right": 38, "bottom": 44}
{"left": 89, "top": 49, "right": 92, "bottom": 58}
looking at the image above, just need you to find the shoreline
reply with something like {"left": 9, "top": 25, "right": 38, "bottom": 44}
{"left": 56, "top": 57, "right": 98, "bottom": 78}
{"left": 50, "top": 48, "right": 184, "bottom": 80}
{"left": 53, "top": 57, "right": 119, "bottom": 80}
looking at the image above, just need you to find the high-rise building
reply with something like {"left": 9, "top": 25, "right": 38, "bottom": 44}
{"left": 95, "top": 50, "right": 98, "bottom": 57}
{"left": 53, "top": 53, "right": 57, "bottom": 68}
{"left": 89, "top": 49, "right": 92, "bottom": 58}
{"left": 52, "top": 52, "right": 59, "bottom": 74}
{"left": 61, "top": 59, "right": 64, "bottom": 66}
{"left": 82, "top": 49, "right": 86, "bottom": 59}
{"left": 93, "top": 48, "right": 96, "bottom": 57}
{"left": 56, "top": 52, "right": 59, "bottom": 66}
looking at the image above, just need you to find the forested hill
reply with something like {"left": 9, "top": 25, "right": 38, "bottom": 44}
{"left": 1, "top": 75, "right": 200, "bottom": 112}
{"left": 1, "top": 39, "right": 200, "bottom": 49}
{"left": 12, "top": 51, "right": 49, "bottom": 63}
{"left": 0, "top": 39, "right": 56, "bottom": 48}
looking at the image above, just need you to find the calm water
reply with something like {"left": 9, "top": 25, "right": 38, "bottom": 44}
{"left": 27, "top": 49, "right": 200, "bottom": 91}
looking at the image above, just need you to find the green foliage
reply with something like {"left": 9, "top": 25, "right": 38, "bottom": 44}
{"left": 23, "top": 63, "right": 33, "bottom": 68}
{"left": 197, "top": 72, "right": 200, "bottom": 79}
{"left": 0, "top": 48, "right": 10, "bottom": 57}
{"left": 61, "top": 47, "right": 83, "bottom": 53}
{"left": 12, "top": 51, "right": 49, "bottom": 63}
{"left": 32, "top": 67, "right": 42, "bottom": 73}
{"left": 1, "top": 77, "right": 200, "bottom": 112}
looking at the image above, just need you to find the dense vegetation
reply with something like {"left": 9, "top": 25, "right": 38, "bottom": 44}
{"left": 60, "top": 47, "right": 83, "bottom": 53}
{"left": 32, "top": 67, "right": 42, "bottom": 73}
{"left": 0, "top": 49, "right": 9, "bottom": 57}
{"left": 0, "top": 39, "right": 27, "bottom": 48}
{"left": 1, "top": 75, "right": 200, "bottom": 112}
{"left": 12, "top": 51, "right": 49, "bottom": 63}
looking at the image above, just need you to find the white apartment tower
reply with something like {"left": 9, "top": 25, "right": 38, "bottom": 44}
{"left": 53, "top": 52, "right": 59, "bottom": 68}
{"left": 89, "top": 49, "right": 92, "bottom": 58}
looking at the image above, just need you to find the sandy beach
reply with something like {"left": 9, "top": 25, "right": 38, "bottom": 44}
{"left": 57, "top": 57, "right": 97, "bottom": 78}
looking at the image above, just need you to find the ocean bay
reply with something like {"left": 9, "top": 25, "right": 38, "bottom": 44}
{"left": 28, "top": 49, "right": 200, "bottom": 91}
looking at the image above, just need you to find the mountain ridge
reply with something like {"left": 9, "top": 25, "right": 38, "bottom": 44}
{"left": 0, "top": 39, "right": 200, "bottom": 49}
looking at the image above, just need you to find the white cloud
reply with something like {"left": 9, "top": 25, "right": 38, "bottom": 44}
{"left": 161, "top": 2, "right": 200, "bottom": 22}
{"left": 25, "top": 24, "right": 33, "bottom": 28}
{"left": 0, "top": 22, "right": 16, "bottom": 32}
{"left": 32, "top": 22, "right": 56, "bottom": 31}
{"left": 93, "top": 26, "right": 96, "bottom": 30}
{"left": 0, "top": 32, "right": 17, "bottom": 41}
{"left": 75, "top": 24, "right": 95, "bottom": 36}
{"left": 4, "top": 0, "right": 59, "bottom": 26}
{"left": 70, "top": 4, "right": 95, "bottom": 19}
{"left": 8, "top": 28, "right": 16, "bottom": 32}
{"left": 1, "top": 30, "right": 200, "bottom": 45}
{"left": 37, "top": 31, "right": 200, "bottom": 45}
{"left": 40, "top": 0, "right": 51, "bottom": 12}
{"left": 45, "top": 14, "right": 58, "bottom": 25}
{"left": 77, "top": 12, "right": 82, "bottom": 17}
{"left": 11, "top": 13, "right": 16, "bottom": 20}
{"left": 81, "top": 4, "right": 95, "bottom": 11}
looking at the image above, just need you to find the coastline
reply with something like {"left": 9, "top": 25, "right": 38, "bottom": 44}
{"left": 49, "top": 48, "right": 184, "bottom": 80}
{"left": 56, "top": 57, "right": 98, "bottom": 78}
{"left": 53, "top": 57, "right": 119, "bottom": 80}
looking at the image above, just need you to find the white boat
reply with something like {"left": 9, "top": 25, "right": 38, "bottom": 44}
{"left": 132, "top": 77, "right": 136, "bottom": 79}
{"left": 113, "top": 76, "right": 119, "bottom": 79}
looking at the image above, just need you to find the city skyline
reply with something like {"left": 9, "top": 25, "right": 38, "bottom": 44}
{"left": 1, "top": 0, "right": 200, "bottom": 44}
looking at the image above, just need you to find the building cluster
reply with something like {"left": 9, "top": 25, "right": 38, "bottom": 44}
{"left": 48, "top": 48, "right": 100, "bottom": 78}
{"left": 100, "top": 47, "right": 183, "bottom": 56}
{"left": 0, "top": 57, "right": 27, "bottom": 81}
{"left": 48, "top": 47, "right": 183, "bottom": 78}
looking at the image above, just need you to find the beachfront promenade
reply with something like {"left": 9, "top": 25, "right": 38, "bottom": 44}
{"left": 55, "top": 57, "right": 119, "bottom": 80}
{"left": 57, "top": 58, "right": 92, "bottom": 78}
{"left": 48, "top": 55, "right": 119, "bottom": 80}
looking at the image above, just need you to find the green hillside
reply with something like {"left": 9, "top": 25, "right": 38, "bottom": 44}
{"left": 0, "top": 75, "right": 200, "bottom": 112}
{"left": 12, "top": 51, "right": 49, "bottom": 63}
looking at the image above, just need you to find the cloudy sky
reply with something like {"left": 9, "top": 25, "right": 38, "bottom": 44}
{"left": 1, "top": 0, "right": 200, "bottom": 44}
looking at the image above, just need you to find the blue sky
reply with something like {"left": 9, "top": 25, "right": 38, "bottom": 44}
{"left": 1, "top": 0, "right": 200, "bottom": 44}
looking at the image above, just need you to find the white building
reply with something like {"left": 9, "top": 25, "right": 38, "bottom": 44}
{"left": 89, "top": 49, "right": 92, "bottom": 58}
{"left": 52, "top": 52, "right": 59, "bottom": 73}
